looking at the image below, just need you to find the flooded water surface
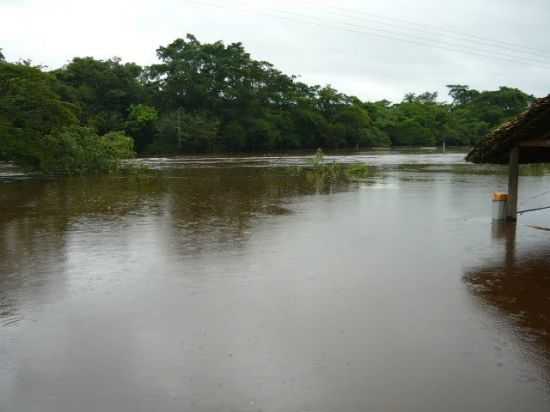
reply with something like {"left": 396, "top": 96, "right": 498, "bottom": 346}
{"left": 1, "top": 150, "right": 550, "bottom": 411}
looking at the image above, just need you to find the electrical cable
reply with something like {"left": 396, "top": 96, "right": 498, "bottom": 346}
{"left": 518, "top": 205, "right": 550, "bottom": 215}
{"left": 186, "top": 0, "right": 550, "bottom": 69}
{"left": 298, "top": 0, "right": 550, "bottom": 60}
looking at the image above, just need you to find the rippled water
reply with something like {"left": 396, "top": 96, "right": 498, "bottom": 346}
{"left": 1, "top": 149, "right": 550, "bottom": 411}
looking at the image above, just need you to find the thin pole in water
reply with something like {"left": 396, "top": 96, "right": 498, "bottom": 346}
{"left": 176, "top": 108, "right": 183, "bottom": 150}
{"left": 507, "top": 147, "right": 519, "bottom": 221}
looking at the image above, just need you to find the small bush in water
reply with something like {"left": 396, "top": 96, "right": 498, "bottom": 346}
{"left": 309, "top": 149, "right": 347, "bottom": 181}
{"left": 346, "top": 164, "right": 369, "bottom": 179}
{"left": 309, "top": 149, "right": 370, "bottom": 180}
{"left": 37, "top": 126, "right": 135, "bottom": 175}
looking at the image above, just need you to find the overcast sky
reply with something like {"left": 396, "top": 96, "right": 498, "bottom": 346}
{"left": 1, "top": 0, "right": 549, "bottom": 102}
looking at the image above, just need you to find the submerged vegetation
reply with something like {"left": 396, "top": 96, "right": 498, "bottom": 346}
{"left": 289, "top": 149, "right": 370, "bottom": 186}
{"left": 308, "top": 149, "right": 347, "bottom": 182}
{"left": 36, "top": 127, "right": 135, "bottom": 175}
{"left": 346, "top": 164, "right": 371, "bottom": 179}
{"left": 0, "top": 34, "right": 535, "bottom": 174}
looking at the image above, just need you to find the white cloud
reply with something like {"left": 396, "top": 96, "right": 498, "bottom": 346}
{"left": 1, "top": 0, "right": 549, "bottom": 101}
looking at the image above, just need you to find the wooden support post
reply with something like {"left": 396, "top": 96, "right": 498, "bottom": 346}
{"left": 507, "top": 147, "right": 519, "bottom": 221}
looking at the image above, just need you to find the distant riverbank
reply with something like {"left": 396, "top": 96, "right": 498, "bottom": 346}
{"left": 1, "top": 33, "right": 533, "bottom": 174}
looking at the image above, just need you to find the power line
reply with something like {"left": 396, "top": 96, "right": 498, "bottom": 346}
{"left": 228, "top": 0, "right": 550, "bottom": 65}
{"left": 519, "top": 205, "right": 550, "bottom": 215}
{"left": 299, "top": 7, "right": 550, "bottom": 65}
{"left": 519, "top": 188, "right": 550, "bottom": 207}
{"left": 186, "top": 0, "right": 550, "bottom": 69}
{"left": 301, "top": 0, "right": 550, "bottom": 60}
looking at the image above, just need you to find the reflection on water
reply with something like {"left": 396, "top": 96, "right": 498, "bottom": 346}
{"left": 465, "top": 223, "right": 550, "bottom": 383}
{"left": 1, "top": 150, "right": 550, "bottom": 412}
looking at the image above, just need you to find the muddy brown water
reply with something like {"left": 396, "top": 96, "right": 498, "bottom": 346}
{"left": 1, "top": 149, "right": 550, "bottom": 411}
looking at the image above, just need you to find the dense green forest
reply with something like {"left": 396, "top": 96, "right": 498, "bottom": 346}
{"left": 0, "top": 36, "right": 535, "bottom": 173}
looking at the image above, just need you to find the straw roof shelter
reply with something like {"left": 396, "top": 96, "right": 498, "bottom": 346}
{"left": 467, "top": 95, "right": 550, "bottom": 164}
{"left": 466, "top": 94, "right": 550, "bottom": 220}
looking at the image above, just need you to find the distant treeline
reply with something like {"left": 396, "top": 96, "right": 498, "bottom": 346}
{"left": 0, "top": 36, "right": 535, "bottom": 172}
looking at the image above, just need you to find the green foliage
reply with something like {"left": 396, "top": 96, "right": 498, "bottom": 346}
{"left": 0, "top": 35, "right": 537, "bottom": 171}
{"left": 128, "top": 104, "right": 158, "bottom": 124}
{"left": 447, "top": 85, "right": 479, "bottom": 106}
{"left": 37, "top": 126, "right": 134, "bottom": 175}
{"left": 294, "top": 149, "right": 370, "bottom": 184}
{"left": 102, "top": 130, "right": 135, "bottom": 159}
{"left": 360, "top": 127, "right": 391, "bottom": 147}
{"left": 444, "top": 85, "right": 533, "bottom": 145}
{"left": 53, "top": 57, "right": 145, "bottom": 134}
{"left": 126, "top": 104, "right": 158, "bottom": 152}
{"left": 150, "top": 109, "right": 219, "bottom": 153}
{"left": 146, "top": 35, "right": 393, "bottom": 152}
{"left": 308, "top": 148, "right": 347, "bottom": 181}
{"left": 0, "top": 61, "right": 79, "bottom": 165}
{"left": 0, "top": 62, "right": 135, "bottom": 175}
{"left": 346, "top": 164, "right": 370, "bottom": 179}
{"left": 310, "top": 148, "right": 326, "bottom": 168}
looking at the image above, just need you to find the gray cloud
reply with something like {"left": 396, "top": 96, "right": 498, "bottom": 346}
{"left": 1, "top": 0, "right": 549, "bottom": 101}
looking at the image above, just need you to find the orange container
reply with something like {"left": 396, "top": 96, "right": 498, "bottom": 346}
{"left": 492, "top": 192, "right": 509, "bottom": 202}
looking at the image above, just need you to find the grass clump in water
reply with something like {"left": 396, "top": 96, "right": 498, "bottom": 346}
{"left": 345, "top": 164, "right": 370, "bottom": 179}
{"left": 309, "top": 149, "right": 347, "bottom": 182}
{"left": 308, "top": 149, "right": 370, "bottom": 181}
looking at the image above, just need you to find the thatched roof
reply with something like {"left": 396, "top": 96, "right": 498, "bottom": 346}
{"left": 466, "top": 95, "right": 550, "bottom": 164}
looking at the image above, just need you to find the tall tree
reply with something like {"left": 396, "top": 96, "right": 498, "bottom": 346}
{"left": 446, "top": 85, "right": 479, "bottom": 106}
{"left": 54, "top": 57, "right": 146, "bottom": 134}
{"left": 0, "top": 62, "right": 78, "bottom": 166}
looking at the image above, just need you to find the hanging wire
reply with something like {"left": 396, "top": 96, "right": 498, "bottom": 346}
{"left": 298, "top": 0, "right": 550, "bottom": 60}
{"left": 527, "top": 225, "right": 550, "bottom": 232}
{"left": 518, "top": 205, "right": 550, "bottom": 215}
{"left": 519, "top": 188, "right": 550, "bottom": 206}
{"left": 186, "top": 0, "right": 550, "bottom": 69}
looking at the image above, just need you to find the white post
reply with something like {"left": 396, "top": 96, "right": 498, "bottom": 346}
{"left": 492, "top": 193, "right": 508, "bottom": 221}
